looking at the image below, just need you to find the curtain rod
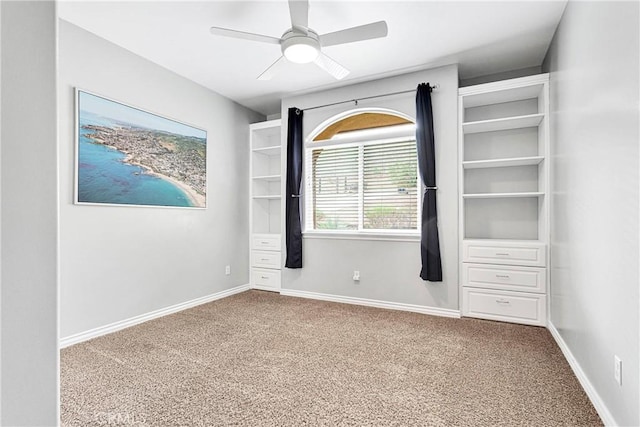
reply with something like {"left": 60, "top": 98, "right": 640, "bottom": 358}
{"left": 300, "top": 83, "right": 438, "bottom": 113}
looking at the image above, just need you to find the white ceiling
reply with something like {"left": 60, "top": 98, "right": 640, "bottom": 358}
{"left": 58, "top": 1, "right": 567, "bottom": 116}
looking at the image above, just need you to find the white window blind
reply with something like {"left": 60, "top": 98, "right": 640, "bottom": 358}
{"left": 306, "top": 137, "right": 419, "bottom": 233}
{"left": 363, "top": 141, "right": 418, "bottom": 230}
{"left": 310, "top": 146, "right": 359, "bottom": 230}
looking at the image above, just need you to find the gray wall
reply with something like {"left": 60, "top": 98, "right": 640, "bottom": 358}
{"left": 1, "top": 2, "right": 59, "bottom": 425}
{"left": 281, "top": 65, "right": 459, "bottom": 311}
{"left": 59, "top": 21, "right": 263, "bottom": 338}
{"left": 459, "top": 66, "right": 542, "bottom": 87}
{"left": 543, "top": 2, "right": 639, "bottom": 425}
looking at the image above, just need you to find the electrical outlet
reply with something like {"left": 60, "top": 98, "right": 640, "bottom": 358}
{"left": 614, "top": 355, "right": 622, "bottom": 385}
{"left": 225, "top": 265, "right": 231, "bottom": 275}
{"left": 353, "top": 270, "right": 360, "bottom": 281}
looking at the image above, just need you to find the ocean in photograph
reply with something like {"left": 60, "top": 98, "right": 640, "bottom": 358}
{"left": 78, "top": 116, "right": 193, "bottom": 207}
{"left": 76, "top": 91, "right": 207, "bottom": 208}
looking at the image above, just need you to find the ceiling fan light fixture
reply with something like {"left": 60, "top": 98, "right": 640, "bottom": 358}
{"left": 282, "top": 34, "right": 320, "bottom": 64}
{"left": 284, "top": 43, "right": 318, "bottom": 63}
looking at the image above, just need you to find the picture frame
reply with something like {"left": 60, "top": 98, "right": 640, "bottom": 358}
{"left": 75, "top": 89, "right": 207, "bottom": 208}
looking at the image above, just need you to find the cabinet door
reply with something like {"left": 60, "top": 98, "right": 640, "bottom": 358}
{"left": 463, "top": 240, "right": 546, "bottom": 267}
{"left": 251, "top": 268, "right": 281, "bottom": 290}
{"left": 252, "top": 250, "right": 281, "bottom": 269}
{"left": 252, "top": 234, "right": 281, "bottom": 251}
{"left": 463, "top": 263, "right": 546, "bottom": 293}
{"left": 462, "top": 288, "right": 546, "bottom": 326}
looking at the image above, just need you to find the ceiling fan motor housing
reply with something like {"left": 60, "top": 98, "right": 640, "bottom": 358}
{"left": 281, "top": 29, "right": 321, "bottom": 63}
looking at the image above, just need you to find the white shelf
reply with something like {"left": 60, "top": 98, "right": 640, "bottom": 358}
{"left": 463, "top": 238, "right": 546, "bottom": 244}
{"left": 252, "top": 145, "right": 281, "bottom": 156}
{"left": 463, "top": 192, "right": 544, "bottom": 199}
{"left": 250, "top": 119, "right": 281, "bottom": 134}
{"left": 252, "top": 174, "right": 281, "bottom": 181}
{"left": 462, "top": 156, "right": 544, "bottom": 169}
{"left": 463, "top": 113, "right": 544, "bottom": 134}
{"left": 252, "top": 195, "right": 282, "bottom": 200}
{"left": 460, "top": 76, "right": 547, "bottom": 107}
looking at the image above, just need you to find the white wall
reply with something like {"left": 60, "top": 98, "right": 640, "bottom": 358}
{"left": 543, "top": 2, "right": 639, "bottom": 425}
{"left": 1, "top": 2, "right": 59, "bottom": 425}
{"left": 280, "top": 65, "right": 459, "bottom": 311}
{"left": 59, "top": 21, "right": 263, "bottom": 338}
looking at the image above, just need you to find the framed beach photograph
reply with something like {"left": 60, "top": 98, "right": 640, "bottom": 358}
{"left": 75, "top": 89, "right": 207, "bottom": 208}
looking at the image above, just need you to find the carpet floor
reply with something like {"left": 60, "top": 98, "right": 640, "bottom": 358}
{"left": 61, "top": 290, "right": 602, "bottom": 426}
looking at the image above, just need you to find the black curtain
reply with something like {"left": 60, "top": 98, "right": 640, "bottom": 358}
{"left": 285, "top": 107, "right": 303, "bottom": 268}
{"left": 416, "top": 83, "right": 442, "bottom": 281}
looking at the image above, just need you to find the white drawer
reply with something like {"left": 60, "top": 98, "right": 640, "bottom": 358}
{"left": 252, "top": 234, "right": 281, "bottom": 251}
{"left": 462, "top": 288, "right": 546, "bottom": 326}
{"left": 251, "top": 268, "right": 281, "bottom": 290}
{"left": 463, "top": 240, "right": 546, "bottom": 267}
{"left": 462, "top": 263, "right": 546, "bottom": 293}
{"left": 252, "top": 250, "right": 281, "bottom": 269}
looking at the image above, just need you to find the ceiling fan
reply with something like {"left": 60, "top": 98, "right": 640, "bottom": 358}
{"left": 209, "top": 0, "right": 388, "bottom": 81}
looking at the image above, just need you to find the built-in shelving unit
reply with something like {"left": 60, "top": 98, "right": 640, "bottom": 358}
{"left": 458, "top": 74, "right": 550, "bottom": 326}
{"left": 249, "top": 119, "right": 282, "bottom": 292}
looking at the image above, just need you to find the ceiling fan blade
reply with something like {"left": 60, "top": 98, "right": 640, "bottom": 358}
{"left": 288, "top": 0, "right": 309, "bottom": 32}
{"left": 314, "top": 52, "right": 349, "bottom": 80}
{"left": 258, "top": 56, "right": 288, "bottom": 80}
{"left": 320, "top": 21, "right": 388, "bottom": 47}
{"left": 210, "top": 26, "right": 280, "bottom": 45}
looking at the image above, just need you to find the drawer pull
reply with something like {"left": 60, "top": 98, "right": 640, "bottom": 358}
{"left": 495, "top": 252, "right": 510, "bottom": 256}
{"left": 260, "top": 241, "right": 270, "bottom": 244}
{"left": 261, "top": 258, "right": 270, "bottom": 262}
{"left": 496, "top": 298, "right": 511, "bottom": 305}
{"left": 261, "top": 276, "right": 269, "bottom": 280}
{"left": 495, "top": 274, "right": 510, "bottom": 279}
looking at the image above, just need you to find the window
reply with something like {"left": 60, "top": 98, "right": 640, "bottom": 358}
{"left": 305, "top": 112, "right": 419, "bottom": 234}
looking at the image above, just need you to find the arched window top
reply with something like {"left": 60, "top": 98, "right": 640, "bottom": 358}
{"left": 311, "top": 111, "right": 413, "bottom": 142}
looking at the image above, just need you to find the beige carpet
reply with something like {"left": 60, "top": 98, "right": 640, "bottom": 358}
{"left": 61, "top": 290, "right": 602, "bottom": 426}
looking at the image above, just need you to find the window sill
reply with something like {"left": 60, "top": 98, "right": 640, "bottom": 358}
{"left": 303, "top": 230, "right": 420, "bottom": 242}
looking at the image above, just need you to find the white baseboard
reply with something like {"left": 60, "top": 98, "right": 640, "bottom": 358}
{"left": 548, "top": 321, "right": 617, "bottom": 426}
{"left": 60, "top": 283, "right": 250, "bottom": 349}
{"left": 279, "top": 289, "right": 461, "bottom": 318}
